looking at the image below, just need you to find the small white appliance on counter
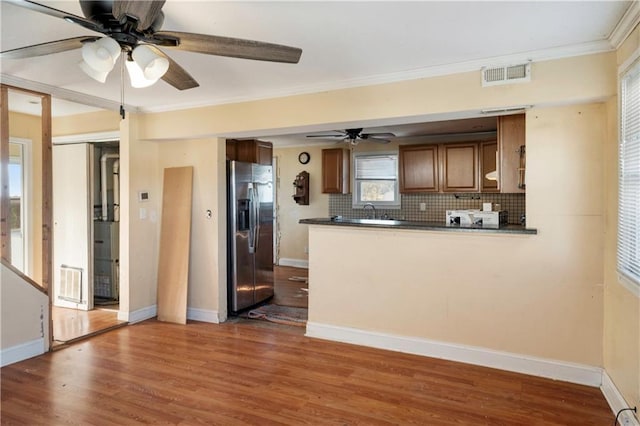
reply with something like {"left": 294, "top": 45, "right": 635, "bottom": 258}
{"left": 446, "top": 209, "right": 508, "bottom": 228}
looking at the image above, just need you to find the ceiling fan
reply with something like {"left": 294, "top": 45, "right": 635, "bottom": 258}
{"left": 306, "top": 128, "right": 396, "bottom": 145}
{"left": 0, "top": 0, "right": 303, "bottom": 91}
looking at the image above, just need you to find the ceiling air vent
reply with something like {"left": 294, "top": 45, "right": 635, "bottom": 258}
{"left": 482, "top": 62, "right": 531, "bottom": 87}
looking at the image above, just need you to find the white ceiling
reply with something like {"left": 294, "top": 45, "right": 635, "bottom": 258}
{"left": 1, "top": 0, "right": 634, "bottom": 120}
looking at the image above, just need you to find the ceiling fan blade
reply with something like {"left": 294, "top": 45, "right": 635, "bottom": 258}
{"left": 3, "top": 0, "right": 104, "bottom": 33}
{"left": 146, "top": 46, "right": 199, "bottom": 91}
{"left": 367, "top": 137, "right": 391, "bottom": 144}
{"left": 113, "top": 0, "right": 165, "bottom": 31}
{"left": 153, "top": 31, "right": 302, "bottom": 64}
{"left": 306, "top": 134, "right": 346, "bottom": 138}
{"left": 0, "top": 36, "right": 100, "bottom": 59}
{"left": 363, "top": 132, "right": 396, "bottom": 138}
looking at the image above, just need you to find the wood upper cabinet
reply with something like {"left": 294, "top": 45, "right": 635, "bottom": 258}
{"left": 322, "top": 148, "right": 350, "bottom": 194}
{"left": 441, "top": 143, "right": 479, "bottom": 192}
{"left": 498, "top": 114, "right": 525, "bottom": 193}
{"left": 399, "top": 144, "right": 438, "bottom": 193}
{"left": 227, "top": 139, "right": 273, "bottom": 165}
{"left": 480, "top": 141, "right": 499, "bottom": 192}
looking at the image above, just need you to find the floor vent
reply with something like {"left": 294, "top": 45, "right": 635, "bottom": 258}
{"left": 482, "top": 62, "right": 531, "bottom": 87}
{"left": 59, "top": 265, "right": 83, "bottom": 303}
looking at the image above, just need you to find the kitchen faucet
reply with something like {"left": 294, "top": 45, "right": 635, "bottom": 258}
{"left": 363, "top": 203, "right": 376, "bottom": 219}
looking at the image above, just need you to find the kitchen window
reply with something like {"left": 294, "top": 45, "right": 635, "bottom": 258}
{"left": 352, "top": 152, "right": 400, "bottom": 208}
{"left": 618, "top": 56, "right": 640, "bottom": 291}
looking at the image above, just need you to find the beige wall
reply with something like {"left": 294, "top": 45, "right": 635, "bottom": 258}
{"left": 273, "top": 144, "right": 331, "bottom": 263}
{"left": 1, "top": 262, "right": 49, "bottom": 355}
{"left": 52, "top": 110, "right": 119, "bottom": 137}
{"left": 118, "top": 114, "right": 161, "bottom": 316}
{"left": 603, "top": 25, "right": 640, "bottom": 407}
{"left": 308, "top": 103, "right": 606, "bottom": 366}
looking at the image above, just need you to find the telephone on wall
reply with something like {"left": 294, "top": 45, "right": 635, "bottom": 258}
{"left": 292, "top": 171, "right": 309, "bottom": 205}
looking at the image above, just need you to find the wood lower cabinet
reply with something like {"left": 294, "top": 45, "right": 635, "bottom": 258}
{"left": 480, "top": 141, "right": 499, "bottom": 192}
{"left": 441, "top": 143, "right": 479, "bottom": 192}
{"left": 322, "top": 148, "right": 350, "bottom": 194}
{"left": 227, "top": 139, "right": 273, "bottom": 165}
{"left": 498, "top": 114, "right": 525, "bottom": 193}
{"left": 399, "top": 144, "right": 438, "bottom": 192}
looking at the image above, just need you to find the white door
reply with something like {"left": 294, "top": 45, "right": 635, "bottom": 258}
{"left": 52, "top": 143, "right": 94, "bottom": 310}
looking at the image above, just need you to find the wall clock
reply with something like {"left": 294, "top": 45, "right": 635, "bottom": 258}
{"left": 298, "top": 151, "right": 310, "bottom": 164}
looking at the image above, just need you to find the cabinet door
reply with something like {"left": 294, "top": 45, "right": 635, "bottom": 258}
{"left": 255, "top": 140, "right": 273, "bottom": 165}
{"left": 480, "top": 141, "right": 499, "bottom": 192}
{"left": 322, "top": 148, "right": 349, "bottom": 193}
{"left": 399, "top": 144, "right": 438, "bottom": 193}
{"left": 498, "top": 114, "right": 525, "bottom": 193}
{"left": 234, "top": 139, "right": 273, "bottom": 165}
{"left": 441, "top": 143, "right": 479, "bottom": 192}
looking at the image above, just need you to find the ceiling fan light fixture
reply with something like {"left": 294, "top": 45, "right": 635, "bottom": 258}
{"left": 81, "top": 37, "right": 121, "bottom": 72}
{"left": 125, "top": 58, "right": 158, "bottom": 88}
{"left": 78, "top": 60, "right": 109, "bottom": 83}
{"left": 132, "top": 45, "right": 169, "bottom": 80}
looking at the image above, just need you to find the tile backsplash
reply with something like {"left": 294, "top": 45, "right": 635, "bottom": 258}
{"left": 329, "top": 193, "right": 526, "bottom": 225}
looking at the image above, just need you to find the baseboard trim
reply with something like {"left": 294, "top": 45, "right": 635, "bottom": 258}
{"left": 278, "top": 258, "right": 309, "bottom": 269}
{"left": 187, "top": 308, "right": 220, "bottom": 323}
{"left": 602, "top": 371, "right": 640, "bottom": 425}
{"left": 118, "top": 305, "right": 157, "bottom": 323}
{"left": 1, "top": 338, "right": 46, "bottom": 367}
{"left": 305, "top": 322, "right": 602, "bottom": 387}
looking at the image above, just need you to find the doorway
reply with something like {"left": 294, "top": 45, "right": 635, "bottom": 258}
{"left": 51, "top": 140, "right": 125, "bottom": 346}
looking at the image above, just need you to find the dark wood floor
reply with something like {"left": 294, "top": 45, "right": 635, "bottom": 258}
{"left": 1, "top": 318, "right": 613, "bottom": 425}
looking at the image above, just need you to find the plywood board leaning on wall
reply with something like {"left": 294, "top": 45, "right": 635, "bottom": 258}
{"left": 157, "top": 166, "right": 193, "bottom": 324}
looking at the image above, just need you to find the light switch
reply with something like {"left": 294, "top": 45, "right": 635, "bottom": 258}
{"left": 150, "top": 210, "right": 157, "bottom": 223}
{"left": 139, "top": 207, "right": 147, "bottom": 220}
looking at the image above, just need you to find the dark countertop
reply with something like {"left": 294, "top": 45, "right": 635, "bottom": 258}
{"left": 299, "top": 217, "right": 537, "bottom": 235}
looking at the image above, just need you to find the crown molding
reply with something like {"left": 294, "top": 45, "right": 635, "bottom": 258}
{"left": 140, "top": 39, "right": 614, "bottom": 114}
{"left": 609, "top": 0, "right": 640, "bottom": 48}
{"left": 0, "top": 74, "right": 138, "bottom": 113}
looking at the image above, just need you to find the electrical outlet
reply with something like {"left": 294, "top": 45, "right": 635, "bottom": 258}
{"left": 419, "top": 202, "right": 426, "bottom": 211}
{"left": 304, "top": 246, "right": 309, "bottom": 254}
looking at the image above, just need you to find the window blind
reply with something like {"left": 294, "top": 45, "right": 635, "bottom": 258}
{"left": 618, "top": 59, "right": 640, "bottom": 285}
{"left": 355, "top": 155, "right": 397, "bottom": 179}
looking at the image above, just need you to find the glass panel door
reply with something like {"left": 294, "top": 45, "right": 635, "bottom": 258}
{"left": 9, "top": 141, "right": 26, "bottom": 273}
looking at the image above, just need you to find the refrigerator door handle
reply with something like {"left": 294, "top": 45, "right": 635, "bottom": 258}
{"left": 253, "top": 185, "right": 260, "bottom": 250}
{"left": 248, "top": 183, "right": 256, "bottom": 253}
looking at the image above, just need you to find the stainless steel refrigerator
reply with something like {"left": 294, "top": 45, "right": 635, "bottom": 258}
{"left": 227, "top": 161, "right": 274, "bottom": 313}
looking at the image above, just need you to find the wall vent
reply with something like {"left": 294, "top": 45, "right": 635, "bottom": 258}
{"left": 482, "top": 63, "right": 531, "bottom": 87}
{"left": 58, "top": 265, "right": 83, "bottom": 303}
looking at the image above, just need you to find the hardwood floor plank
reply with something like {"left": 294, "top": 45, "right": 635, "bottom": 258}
{"left": 52, "top": 306, "right": 126, "bottom": 343}
{"left": 1, "top": 319, "right": 613, "bottom": 425}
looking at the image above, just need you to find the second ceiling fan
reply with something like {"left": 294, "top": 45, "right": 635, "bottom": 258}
{"left": 306, "top": 128, "right": 395, "bottom": 145}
